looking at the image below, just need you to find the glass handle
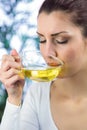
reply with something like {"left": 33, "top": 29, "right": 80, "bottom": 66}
{"left": 49, "top": 55, "right": 64, "bottom": 66}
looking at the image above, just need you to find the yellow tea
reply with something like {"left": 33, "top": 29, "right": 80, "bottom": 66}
{"left": 19, "top": 66, "right": 62, "bottom": 82}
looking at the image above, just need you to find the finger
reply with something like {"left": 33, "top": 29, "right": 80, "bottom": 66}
{"left": 10, "top": 49, "right": 18, "bottom": 56}
{"left": 1, "top": 68, "right": 19, "bottom": 79}
{"left": 1, "top": 55, "right": 15, "bottom": 71}
{"left": 12, "top": 55, "right": 21, "bottom": 62}
{"left": 10, "top": 49, "right": 21, "bottom": 62}
{"left": 1, "top": 60, "right": 21, "bottom": 71}
{"left": 4, "top": 74, "right": 24, "bottom": 88}
{"left": 2, "top": 54, "right": 15, "bottom": 63}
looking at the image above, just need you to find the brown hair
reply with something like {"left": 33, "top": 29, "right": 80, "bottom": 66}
{"left": 38, "top": 0, "right": 87, "bottom": 37}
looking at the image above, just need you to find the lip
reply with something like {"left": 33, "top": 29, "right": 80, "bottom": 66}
{"left": 47, "top": 62, "right": 62, "bottom": 67}
{"left": 46, "top": 56, "right": 64, "bottom": 67}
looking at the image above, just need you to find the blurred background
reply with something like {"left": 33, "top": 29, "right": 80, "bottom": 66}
{"left": 0, "top": 0, "right": 44, "bottom": 122}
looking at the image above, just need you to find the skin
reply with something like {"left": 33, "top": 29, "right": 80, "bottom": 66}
{"left": 37, "top": 11, "right": 87, "bottom": 78}
{"left": 1, "top": 10, "right": 87, "bottom": 129}
{"left": 37, "top": 11, "right": 87, "bottom": 130}
{"left": 0, "top": 49, "right": 25, "bottom": 105}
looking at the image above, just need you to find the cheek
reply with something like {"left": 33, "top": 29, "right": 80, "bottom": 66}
{"left": 60, "top": 49, "right": 78, "bottom": 77}
{"left": 40, "top": 45, "right": 45, "bottom": 57}
{"left": 63, "top": 49, "right": 76, "bottom": 64}
{"left": 39, "top": 47, "right": 48, "bottom": 65}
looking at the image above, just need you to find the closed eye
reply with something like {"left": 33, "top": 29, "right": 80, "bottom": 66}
{"left": 56, "top": 39, "right": 68, "bottom": 44}
{"left": 38, "top": 36, "right": 46, "bottom": 44}
{"left": 40, "top": 40, "right": 46, "bottom": 43}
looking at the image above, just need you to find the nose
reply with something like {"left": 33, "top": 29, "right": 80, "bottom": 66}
{"left": 43, "top": 41, "right": 59, "bottom": 66}
{"left": 45, "top": 40, "right": 56, "bottom": 57}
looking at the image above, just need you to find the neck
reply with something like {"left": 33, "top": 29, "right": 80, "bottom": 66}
{"left": 53, "top": 71, "right": 87, "bottom": 99}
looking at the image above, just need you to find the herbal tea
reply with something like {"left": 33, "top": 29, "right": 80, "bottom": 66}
{"left": 19, "top": 66, "right": 62, "bottom": 82}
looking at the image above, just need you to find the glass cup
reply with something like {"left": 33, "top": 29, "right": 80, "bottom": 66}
{"left": 19, "top": 50, "right": 64, "bottom": 82}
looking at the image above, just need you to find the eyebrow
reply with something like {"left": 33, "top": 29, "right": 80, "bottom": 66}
{"left": 36, "top": 31, "right": 68, "bottom": 36}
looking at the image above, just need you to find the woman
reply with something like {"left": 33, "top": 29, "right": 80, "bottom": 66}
{"left": 1, "top": 0, "right": 87, "bottom": 130}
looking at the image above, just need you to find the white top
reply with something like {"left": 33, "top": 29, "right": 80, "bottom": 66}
{"left": 0, "top": 82, "right": 58, "bottom": 130}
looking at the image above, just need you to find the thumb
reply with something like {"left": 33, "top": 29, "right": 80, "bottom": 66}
{"left": 10, "top": 49, "right": 20, "bottom": 62}
{"left": 10, "top": 49, "right": 19, "bottom": 56}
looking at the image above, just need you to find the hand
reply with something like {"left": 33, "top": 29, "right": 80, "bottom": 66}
{"left": 0, "top": 49, "right": 25, "bottom": 105}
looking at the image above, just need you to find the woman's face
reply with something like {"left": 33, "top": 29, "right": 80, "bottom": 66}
{"left": 37, "top": 11, "right": 87, "bottom": 78}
